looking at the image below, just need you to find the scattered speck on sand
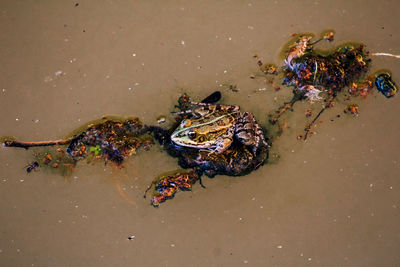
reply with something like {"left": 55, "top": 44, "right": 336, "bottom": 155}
{"left": 55, "top": 70, "right": 63, "bottom": 77}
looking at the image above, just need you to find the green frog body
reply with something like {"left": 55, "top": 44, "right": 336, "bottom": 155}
{"left": 171, "top": 101, "right": 269, "bottom": 156}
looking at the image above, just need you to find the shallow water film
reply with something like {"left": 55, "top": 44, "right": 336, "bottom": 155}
{"left": 1, "top": 1, "right": 400, "bottom": 266}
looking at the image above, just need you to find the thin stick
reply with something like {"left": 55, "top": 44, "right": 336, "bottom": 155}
{"left": 309, "top": 38, "right": 323, "bottom": 46}
{"left": 270, "top": 92, "right": 304, "bottom": 124}
{"left": 304, "top": 95, "right": 336, "bottom": 140}
{"left": 371, "top": 52, "right": 400, "bottom": 59}
{"left": 3, "top": 139, "right": 72, "bottom": 149}
{"left": 143, "top": 182, "right": 154, "bottom": 198}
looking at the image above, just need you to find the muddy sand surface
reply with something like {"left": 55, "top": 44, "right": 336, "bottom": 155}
{"left": 1, "top": 1, "right": 399, "bottom": 266}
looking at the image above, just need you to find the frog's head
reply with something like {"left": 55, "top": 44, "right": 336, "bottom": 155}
{"left": 171, "top": 119, "right": 213, "bottom": 149}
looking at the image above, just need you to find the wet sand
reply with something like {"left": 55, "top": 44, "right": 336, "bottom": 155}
{"left": 1, "top": 1, "right": 400, "bottom": 266}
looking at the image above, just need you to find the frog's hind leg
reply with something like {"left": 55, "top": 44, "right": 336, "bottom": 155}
{"left": 235, "top": 112, "right": 269, "bottom": 155}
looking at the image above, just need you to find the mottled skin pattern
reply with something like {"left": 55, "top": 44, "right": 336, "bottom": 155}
{"left": 150, "top": 94, "right": 270, "bottom": 177}
{"left": 171, "top": 101, "right": 269, "bottom": 155}
{"left": 177, "top": 142, "right": 268, "bottom": 178}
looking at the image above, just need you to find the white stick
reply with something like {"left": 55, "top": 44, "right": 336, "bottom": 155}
{"left": 371, "top": 52, "right": 400, "bottom": 59}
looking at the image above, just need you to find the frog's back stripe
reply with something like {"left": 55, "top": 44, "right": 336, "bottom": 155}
{"left": 173, "top": 112, "right": 238, "bottom": 136}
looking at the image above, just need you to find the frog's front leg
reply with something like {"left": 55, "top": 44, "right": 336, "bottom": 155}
{"left": 235, "top": 112, "right": 269, "bottom": 155}
{"left": 208, "top": 126, "right": 235, "bottom": 154}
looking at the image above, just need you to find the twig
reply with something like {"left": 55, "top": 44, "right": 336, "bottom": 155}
{"left": 270, "top": 92, "right": 305, "bottom": 124}
{"left": 371, "top": 52, "right": 400, "bottom": 59}
{"left": 3, "top": 139, "right": 72, "bottom": 149}
{"left": 303, "top": 95, "right": 336, "bottom": 140}
{"left": 143, "top": 182, "right": 154, "bottom": 199}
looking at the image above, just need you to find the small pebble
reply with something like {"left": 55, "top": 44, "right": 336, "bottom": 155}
{"left": 55, "top": 71, "right": 63, "bottom": 77}
{"left": 157, "top": 115, "right": 166, "bottom": 124}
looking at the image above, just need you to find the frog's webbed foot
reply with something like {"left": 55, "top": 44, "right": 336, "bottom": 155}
{"left": 145, "top": 169, "right": 200, "bottom": 207}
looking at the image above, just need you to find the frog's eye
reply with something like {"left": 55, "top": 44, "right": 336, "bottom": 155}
{"left": 187, "top": 131, "right": 197, "bottom": 140}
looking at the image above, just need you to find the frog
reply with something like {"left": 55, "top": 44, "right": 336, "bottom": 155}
{"left": 145, "top": 92, "right": 270, "bottom": 206}
{"left": 170, "top": 101, "right": 269, "bottom": 156}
